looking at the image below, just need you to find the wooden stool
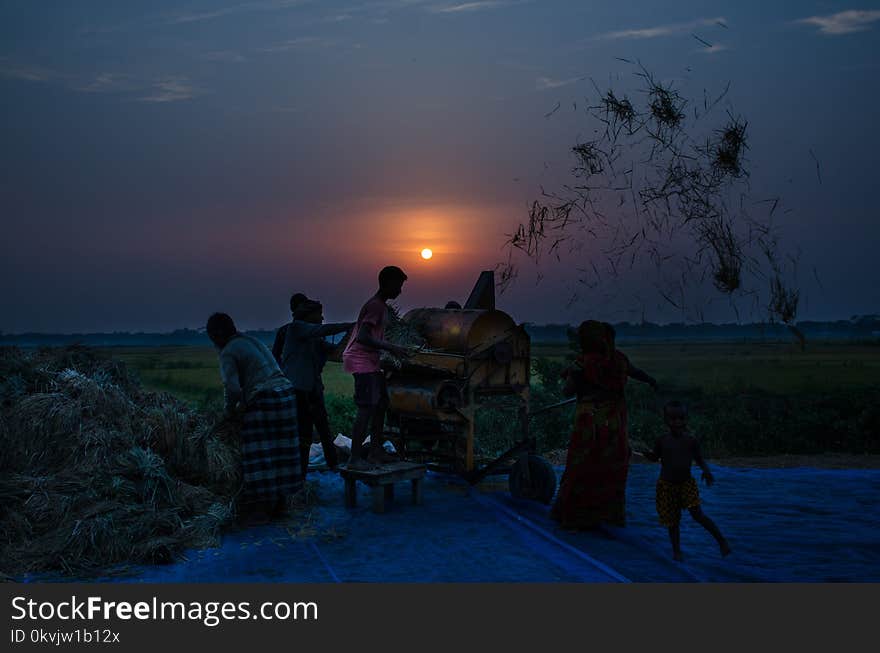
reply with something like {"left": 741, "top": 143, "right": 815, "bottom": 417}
{"left": 340, "top": 462, "right": 426, "bottom": 513}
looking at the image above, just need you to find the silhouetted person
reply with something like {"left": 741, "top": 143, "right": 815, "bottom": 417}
{"left": 552, "top": 321, "right": 657, "bottom": 529}
{"left": 342, "top": 266, "right": 410, "bottom": 470}
{"left": 444, "top": 300, "right": 462, "bottom": 309}
{"left": 280, "top": 298, "right": 353, "bottom": 476}
{"left": 272, "top": 292, "right": 309, "bottom": 363}
{"left": 639, "top": 401, "right": 731, "bottom": 561}
{"left": 207, "top": 313, "right": 302, "bottom": 525}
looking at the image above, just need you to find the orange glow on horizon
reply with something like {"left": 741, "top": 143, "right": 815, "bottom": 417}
{"left": 300, "top": 200, "right": 519, "bottom": 284}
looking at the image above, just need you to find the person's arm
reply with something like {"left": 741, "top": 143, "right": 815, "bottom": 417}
{"left": 219, "top": 349, "right": 244, "bottom": 417}
{"left": 633, "top": 438, "right": 661, "bottom": 463}
{"left": 354, "top": 300, "right": 410, "bottom": 357}
{"left": 293, "top": 320, "right": 355, "bottom": 339}
{"left": 638, "top": 437, "right": 662, "bottom": 462}
{"left": 693, "top": 437, "right": 714, "bottom": 485}
{"left": 356, "top": 322, "right": 409, "bottom": 357}
{"left": 271, "top": 325, "right": 287, "bottom": 364}
{"left": 628, "top": 364, "right": 658, "bottom": 389}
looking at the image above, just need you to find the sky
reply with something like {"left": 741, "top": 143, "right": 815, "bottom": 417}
{"left": 1, "top": 0, "right": 878, "bottom": 332}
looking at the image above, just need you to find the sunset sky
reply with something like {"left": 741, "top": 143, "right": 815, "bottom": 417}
{"left": 2, "top": 1, "right": 878, "bottom": 332}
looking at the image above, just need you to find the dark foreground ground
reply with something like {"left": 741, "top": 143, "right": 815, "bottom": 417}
{"left": 32, "top": 460, "right": 878, "bottom": 584}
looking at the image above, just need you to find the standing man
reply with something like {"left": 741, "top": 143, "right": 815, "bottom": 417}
{"left": 280, "top": 297, "right": 353, "bottom": 476}
{"left": 272, "top": 293, "right": 308, "bottom": 364}
{"left": 342, "top": 265, "right": 411, "bottom": 470}
{"left": 206, "top": 312, "right": 301, "bottom": 524}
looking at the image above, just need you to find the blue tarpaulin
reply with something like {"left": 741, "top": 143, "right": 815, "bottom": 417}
{"left": 44, "top": 463, "right": 880, "bottom": 583}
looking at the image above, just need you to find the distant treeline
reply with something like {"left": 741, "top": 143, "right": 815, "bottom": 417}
{"left": 2, "top": 316, "right": 879, "bottom": 347}
{"left": 526, "top": 316, "right": 880, "bottom": 344}
{"left": 0, "top": 329, "right": 280, "bottom": 348}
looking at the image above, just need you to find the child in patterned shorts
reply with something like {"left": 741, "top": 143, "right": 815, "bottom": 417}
{"left": 639, "top": 401, "right": 731, "bottom": 561}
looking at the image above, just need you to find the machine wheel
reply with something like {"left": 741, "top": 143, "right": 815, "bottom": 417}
{"left": 508, "top": 454, "right": 557, "bottom": 504}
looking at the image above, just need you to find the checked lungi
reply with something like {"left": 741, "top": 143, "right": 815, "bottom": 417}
{"left": 239, "top": 384, "right": 302, "bottom": 499}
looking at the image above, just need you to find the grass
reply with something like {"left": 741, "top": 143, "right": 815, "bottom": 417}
{"left": 532, "top": 341, "right": 880, "bottom": 394}
{"left": 112, "top": 341, "right": 880, "bottom": 402}
{"left": 100, "top": 341, "right": 880, "bottom": 458}
{"left": 107, "top": 347, "right": 354, "bottom": 406}
{"left": 105, "top": 346, "right": 356, "bottom": 436}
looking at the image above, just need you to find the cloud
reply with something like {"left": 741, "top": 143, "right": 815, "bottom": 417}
{"left": 430, "top": 0, "right": 526, "bottom": 13}
{"left": 363, "top": 0, "right": 433, "bottom": 9}
{"left": 76, "top": 73, "right": 135, "bottom": 93}
{"left": 169, "top": 0, "right": 309, "bottom": 25}
{"left": 78, "top": 73, "right": 205, "bottom": 103}
{"left": 0, "top": 59, "right": 204, "bottom": 105}
{"left": 170, "top": 9, "right": 238, "bottom": 24}
{"left": 201, "top": 51, "right": 248, "bottom": 62}
{"left": 536, "top": 75, "right": 583, "bottom": 90}
{"left": 697, "top": 43, "right": 728, "bottom": 55}
{"left": 137, "top": 77, "right": 202, "bottom": 103}
{"left": 0, "top": 59, "right": 58, "bottom": 82}
{"left": 593, "top": 17, "right": 726, "bottom": 41}
{"left": 259, "top": 36, "right": 339, "bottom": 52}
{"left": 318, "top": 13, "right": 353, "bottom": 23}
{"left": 795, "top": 10, "right": 880, "bottom": 35}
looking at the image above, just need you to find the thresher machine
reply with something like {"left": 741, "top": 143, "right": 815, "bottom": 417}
{"left": 383, "top": 272, "right": 557, "bottom": 503}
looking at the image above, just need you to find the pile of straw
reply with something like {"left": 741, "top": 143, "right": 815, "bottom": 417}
{"left": 0, "top": 346, "right": 241, "bottom": 579}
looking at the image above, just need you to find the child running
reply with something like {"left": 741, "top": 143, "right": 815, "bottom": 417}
{"left": 639, "top": 401, "right": 732, "bottom": 561}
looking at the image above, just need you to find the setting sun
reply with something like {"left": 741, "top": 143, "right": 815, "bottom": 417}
{"left": 421, "top": 248, "right": 433, "bottom": 260}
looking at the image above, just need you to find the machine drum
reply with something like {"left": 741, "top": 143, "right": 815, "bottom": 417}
{"left": 508, "top": 454, "right": 557, "bottom": 504}
{"left": 436, "top": 382, "right": 463, "bottom": 410}
{"left": 492, "top": 341, "right": 513, "bottom": 365}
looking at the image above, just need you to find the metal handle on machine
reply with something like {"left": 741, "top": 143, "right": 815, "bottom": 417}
{"left": 463, "top": 396, "right": 576, "bottom": 484}
{"left": 465, "top": 324, "right": 519, "bottom": 358}
{"left": 527, "top": 397, "right": 576, "bottom": 418}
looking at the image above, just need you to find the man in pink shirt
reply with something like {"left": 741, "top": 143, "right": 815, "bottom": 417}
{"left": 343, "top": 265, "right": 410, "bottom": 470}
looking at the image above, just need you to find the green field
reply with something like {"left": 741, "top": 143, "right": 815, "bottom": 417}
{"left": 109, "top": 341, "right": 880, "bottom": 401}
{"left": 532, "top": 342, "right": 880, "bottom": 393}
{"left": 106, "top": 347, "right": 353, "bottom": 405}
{"left": 101, "top": 341, "right": 880, "bottom": 457}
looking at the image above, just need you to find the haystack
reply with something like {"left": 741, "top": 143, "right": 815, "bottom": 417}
{"left": 0, "top": 346, "right": 242, "bottom": 579}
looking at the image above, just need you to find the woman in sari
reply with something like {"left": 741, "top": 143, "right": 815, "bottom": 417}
{"left": 551, "top": 321, "right": 657, "bottom": 530}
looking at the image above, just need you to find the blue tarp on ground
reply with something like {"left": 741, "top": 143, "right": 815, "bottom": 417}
{"left": 50, "top": 463, "right": 880, "bottom": 583}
